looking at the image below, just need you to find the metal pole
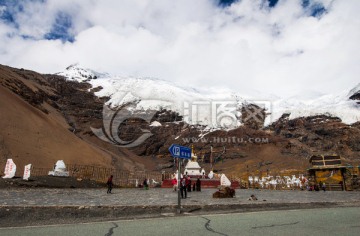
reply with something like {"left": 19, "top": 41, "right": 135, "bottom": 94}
{"left": 210, "top": 145, "right": 213, "bottom": 170}
{"left": 177, "top": 159, "right": 181, "bottom": 213}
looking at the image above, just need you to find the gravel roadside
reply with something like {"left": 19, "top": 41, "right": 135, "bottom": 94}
{"left": 1, "top": 188, "right": 360, "bottom": 227}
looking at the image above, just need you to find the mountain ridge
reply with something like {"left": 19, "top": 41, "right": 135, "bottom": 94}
{"left": 0, "top": 63, "right": 359, "bottom": 177}
{"left": 57, "top": 64, "right": 360, "bottom": 127}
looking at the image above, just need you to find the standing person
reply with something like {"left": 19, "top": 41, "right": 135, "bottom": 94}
{"left": 143, "top": 178, "right": 149, "bottom": 190}
{"left": 196, "top": 178, "right": 201, "bottom": 191}
{"left": 107, "top": 175, "right": 113, "bottom": 194}
{"left": 171, "top": 177, "right": 178, "bottom": 191}
{"left": 186, "top": 176, "right": 192, "bottom": 192}
{"left": 322, "top": 182, "right": 326, "bottom": 191}
{"left": 180, "top": 177, "right": 187, "bottom": 199}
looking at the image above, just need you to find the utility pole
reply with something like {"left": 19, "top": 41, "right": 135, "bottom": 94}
{"left": 177, "top": 159, "right": 181, "bottom": 213}
{"left": 210, "top": 145, "right": 213, "bottom": 170}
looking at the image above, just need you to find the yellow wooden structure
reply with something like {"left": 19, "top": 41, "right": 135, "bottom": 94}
{"left": 307, "top": 154, "right": 351, "bottom": 190}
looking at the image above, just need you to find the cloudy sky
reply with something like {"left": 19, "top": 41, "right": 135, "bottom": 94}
{"left": 0, "top": 0, "right": 359, "bottom": 98}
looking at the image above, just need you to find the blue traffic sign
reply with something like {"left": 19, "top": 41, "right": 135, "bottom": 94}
{"left": 168, "top": 144, "right": 191, "bottom": 159}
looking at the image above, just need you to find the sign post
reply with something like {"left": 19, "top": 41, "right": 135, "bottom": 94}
{"left": 177, "top": 159, "right": 181, "bottom": 213}
{"left": 169, "top": 144, "right": 191, "bottom": 214}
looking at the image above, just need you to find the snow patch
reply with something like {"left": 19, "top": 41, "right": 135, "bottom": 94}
{"left": 150, "top": 121, "right": 162, "bottom": 127}
{"left": 57, "top": 65, "right": 360, "bottom": 126}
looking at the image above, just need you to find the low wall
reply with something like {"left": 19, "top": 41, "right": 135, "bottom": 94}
{"left": 161, "top": 178, "right": 240, "bottom": 189}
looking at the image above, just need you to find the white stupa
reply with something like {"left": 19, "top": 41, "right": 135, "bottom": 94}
{"left": 183, "top": 146, "right": 205, "bottom": 177}
{"left": 48, "top": 160, "right": 69, "bottom": 177}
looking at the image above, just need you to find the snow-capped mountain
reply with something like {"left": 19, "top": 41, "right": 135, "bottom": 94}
{"left": 57, "top": 65, "right": 360, "bottom": 126}
{"left": 272, "top": 93, "right": 359, "bottom": 125}
{"left": 58, "top": 64, "right": 110, "bottom": 82}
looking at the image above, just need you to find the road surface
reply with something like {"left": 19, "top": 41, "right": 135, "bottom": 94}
{"left": 1, "top": 207, "right": 359, "bottom": 236}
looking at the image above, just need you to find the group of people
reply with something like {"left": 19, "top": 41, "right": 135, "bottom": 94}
{"left": 107, "top": 176, "right": 150, "bottom": 193}
{"left": 106, "top": 175, "right": 149, "bottom": 193}
{"left": 107, "top": 175, "right": 203, "bottom": 196}
{"left": 172, "top": 176, "right": 201, "bottom": 199}
{"left": 307, "top": 181, "right": 326, "bottom": 191}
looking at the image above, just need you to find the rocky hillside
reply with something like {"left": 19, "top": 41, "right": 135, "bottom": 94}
{"left": 129, "top": 114, "right": 360, "bottom": 176}
{"left": 0, "top": 65, "right": 155, "bottom": 172}
{"left": 1, "top": 64, "right": 359, "bottom": 177}
{"left": 350, "top": 84, "right": 360, "bottom": 102}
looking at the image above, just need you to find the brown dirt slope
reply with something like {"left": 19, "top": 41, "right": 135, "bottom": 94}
{"left": 0, "top": 69, "right": 112, "bottom": 172}
{"left": 0, "top": 65, "right": 129, "bottom": 173}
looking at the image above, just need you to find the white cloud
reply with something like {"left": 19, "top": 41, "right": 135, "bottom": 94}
{"left": 0, "top": 0, "right": 359, "bottom": 98}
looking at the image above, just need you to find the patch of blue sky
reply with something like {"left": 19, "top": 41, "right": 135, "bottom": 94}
{"left": 309, "top": 3, "right": 327, "bottom": 18}
{"left": 0, "top": 0, "right": 44, "bottom": 27}
{"left": 44, "top": 11, "right": 74, "bottom": 43}
{"left": 0, "top": 0, "right": 20, "bottom": 27}
{"left": 218, "top": 0, "right": 238, "bottom": 7}
{"left": 1, "top": 0, "right": 75, "bottom": 42}
{"left": 302, "top": 0, "right": 327, "bottom": 18}
{"left": 268, "top": 0, "right": 278, "bottom": 8}
{"left": 218, "top": 0, "right": 279, "bottom": 8}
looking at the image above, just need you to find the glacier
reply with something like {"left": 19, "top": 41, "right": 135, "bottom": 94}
{"left": 57, "top": 64, "right": 360, "bottom": 127}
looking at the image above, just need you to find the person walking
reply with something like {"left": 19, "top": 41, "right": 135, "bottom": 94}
{"left": 172, "top": 177, "right": 178, "bottom": 191}
{"left": 107, "top": 175, "right": 113, "bottom": 194}
{"left": 180, "top": 177, "right": 187, "bottom": 199}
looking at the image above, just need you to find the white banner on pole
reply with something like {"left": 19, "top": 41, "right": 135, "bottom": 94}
{"left": 23, "top": 164, "right": 32, "bottom": 180}
{"left": 2, "top": 159, "right": 16, "bottom": 179}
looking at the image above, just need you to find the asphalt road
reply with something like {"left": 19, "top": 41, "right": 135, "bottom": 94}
{"left": 1, "top": 207, "right": 359, "bottom": 236}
